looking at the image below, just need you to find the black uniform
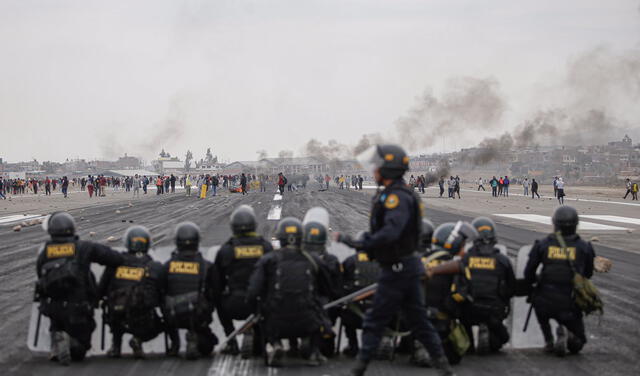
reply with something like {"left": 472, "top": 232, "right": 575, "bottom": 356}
{"left": 460, "top": 245, "right": 515, "bottom": 352}
{"left": 98, "top": 253, "right": 163, "bottom": 350}
{"left": 524, "top": 233, "right": 595, "bottom": 352}
{"left": 160, "top": 250, "right": 219, "bottom": 357}
{"left": 36, "top": 239, "right": 123, "bottom": 360}
{"left": 340, "top": 252, "right": 381, "bottom": 356}
{"left": 422, "top": 250, "right": 464, "bottom": 364}
{"left": 355, "top": 180, "right": 445, "bottom": 364}
{"left": 247, "top": 246, "right": 333, "bottom": 344}
{"left": 215, "top": 235, "right": 273, "bottom": 335}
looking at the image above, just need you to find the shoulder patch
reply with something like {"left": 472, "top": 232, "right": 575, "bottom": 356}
{"left": 384, "top": 193, "right": 400, "bottom": 209}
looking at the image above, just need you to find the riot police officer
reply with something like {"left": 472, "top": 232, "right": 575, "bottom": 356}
{"left": 215, "top": 205, "right": 273, "bottom": 358}
{"left": 335, "top": 144, "right": 454, "bottom": 376}
{"left": 340, "top": 242, "right": 381, "bottom": 357}
{"left": 98, "top": 226, "right": 163, "bottom": 359}
{"left": 460, "top": 217, "right": 515, "bottom": 354}
{"left": 160, "top": 222, "right": 219, "bottom": 360}
{"left": 422, "top": 222, "right": 477, "bottom": 365}
{"left": 302, "top": 207, "right": 342, "bottom": 358}
{"left": 524, "top": 206, "right": 595, "bottom": 356}
{"left": 247, "top": 217, "right": 333, "bottom": 367}
{"left": 36, "top": 212, "right": 124, "bottom": 365}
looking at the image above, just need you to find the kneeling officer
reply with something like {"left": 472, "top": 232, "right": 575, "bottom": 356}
{"left": 161, "top": 222, "right": 219, "bottom": 359}
{"left": 524, "top": 206, "right": 597, "bottom": 356}
{"left": 247, "top": 217, "right": 333, "bottom": 367}
{"left": 99, "top": 226, "right": 163, "bottom": 358}
{"left": 36, "top": 212, "right": 124, "bottom": 365}
{"left": 215, "top": 205, "right": 273, "bottom": 357}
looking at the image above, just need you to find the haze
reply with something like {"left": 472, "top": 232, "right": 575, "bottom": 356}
{"left": 1, "top": 0, "right": 639, "bottom": 163}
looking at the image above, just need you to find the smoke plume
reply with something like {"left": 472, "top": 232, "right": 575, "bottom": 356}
{"left": 395, "top": 77, "right": 506, "bottom": 150}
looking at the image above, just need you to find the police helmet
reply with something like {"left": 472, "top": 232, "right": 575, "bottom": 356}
{"left": 432, "top": 221, "right": 478, "bottom": 255}
{"left": 45, "top": 212, "right": 76, "bottom": 238}
{"left": 276, "top": 217, "right": 303, "bottom": 247}
{"left": 230, "top": 205, "right": 257, "bottom": 235}
{"left": 419, "top": 218, "right": 435, "bottom": 249}
{"left": 471, "top": 217, "right": 497, "bottom": 244}
{"left": 175, "top": 221, "right": 200, "bottom": 251}
{"left": 303, "top": 221, "right": 328, "bottom": 246}
{"left": 552, "top": 206, "right": 579, "bottom": 235}
{"left": 124, "top": 225, "right": 151, "bottom": 254}
{"left": 357, "top": 144, "right": 409, "bottom": 180}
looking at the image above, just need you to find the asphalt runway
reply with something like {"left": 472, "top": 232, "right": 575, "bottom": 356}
{"left": 1, "top": 187, "right": 638, "bottom": 375}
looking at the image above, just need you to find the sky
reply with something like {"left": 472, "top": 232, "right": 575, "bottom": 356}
{"left": 0, "top": 0, "right": 639, "bottom": 163}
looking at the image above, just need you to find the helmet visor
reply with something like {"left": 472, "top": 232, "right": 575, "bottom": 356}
{"left": 356, "top": 145, "right": 383, "bottom": 176}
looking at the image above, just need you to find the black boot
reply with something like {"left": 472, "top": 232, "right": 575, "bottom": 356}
{"left": 186, "top": 331, "right": 199, "bottom": 360}
{"left": 554, "top": 326, "right": 567, "bottom": 357}
{"left": 266, "top": 341, "right": 285, "bottom": 367}
{"left": 107, "top": 334, "right": 122, "bottom": 358}
{"left": 348, "top": 359, "right": 369, "bottom": 376}
{"left": 432, "top": 356, "right": 456, "bottom": 376}
{"left": 240, "top": 332, "right": 253, "bottom": 359}
{"left": 130, "top": 337, "right": 145, "bottom": 359}
{"left": 221, "top": 338, "right": 240, "bottom": 356}
{"left": 409, "top": 340, "right": 431, "bottom": 367}
{"left": 51, "top": 331, "right": 71, "bottom": 366}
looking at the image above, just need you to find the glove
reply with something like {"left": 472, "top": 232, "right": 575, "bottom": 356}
{"left": 335, "top": 232, "right": 365, "bottom": 250}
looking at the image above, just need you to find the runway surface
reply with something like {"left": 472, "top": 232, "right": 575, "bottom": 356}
{"left": 1, "top": 187, "right": 638, "bottom": 375}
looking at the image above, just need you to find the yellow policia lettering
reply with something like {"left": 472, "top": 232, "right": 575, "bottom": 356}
{"left": 169, "top": 261, "right": 200, "bottom": 275}
{"left": 115, "top": 266, "right": 145, "bottom": 281}
{"left": 130, "top": 237, "right": 148, "bottom": 244}
{"left": 46, "top": 244, "right": 75, "bottom": 258}
{"left": 357, "top": 253, "right": 370, "bottom": 262}
{"left": 234, "top": 245, "right": 264, "bottom": 259}
{"left": 384, "top": 193, "right": 400, "bottom": 209}
{"left": 309, "top": 228, "right": 320, "bottom": 236}
{"left": 468, "top": 257, "right": 496, "bottom": 270}
{"left": 548, "top": 246, "right": 576, "bottom": 260}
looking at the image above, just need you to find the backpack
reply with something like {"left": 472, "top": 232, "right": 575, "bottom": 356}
{"left": 268, "top": 250, "right": 318, "bottom": 319}
{"left": 39, "top": 243, "right": 83, "bottom": 300}
{"left": 633, "top": 183, "right": 638, "bottom": 192}
{"left": 555, "top": 233, "right": 604, "bottom": 315}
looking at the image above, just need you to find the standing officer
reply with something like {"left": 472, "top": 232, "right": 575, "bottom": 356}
{"left": 215, "top": 205, "right": 273, "bottom": 358}
{"left": 36, "top": 212, "right": 124, "bottom": 365}
{"left": 334, "top": 144, "right": 454, "bottom": 376}
{"left": 98, "top": 226, "right": 163, "bottom": 359}
{"left": 460, "top": 217, "right": 515, "bottom": 354}
{"left": 524, "top": 206, "right": 596, "bottom": 356}
{"left": 161, "top": 222, "right": 219, "bottom": 360}
{"left": 247, "top": 217, "right": 333, "bottom": 367}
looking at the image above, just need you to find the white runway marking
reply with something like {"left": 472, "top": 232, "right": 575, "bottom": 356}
{"left": 0, "top": 214, "right": 44, "bottom": 225}
{"left": 267, "top": 205, "right": 282, "bottom": 220}
{"left": 423, "top": 186, "right": 640, "bottom": 207}
{"left": 273, "top": 194, "right": 282, "bottom": 201}
{"left": 581, "top": 215, "right": 640, "bottom": 226}
{"left": 494, "top": 214, "right": 629, "bottom": 231}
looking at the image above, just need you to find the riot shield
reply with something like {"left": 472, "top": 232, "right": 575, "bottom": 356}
{"left": 509, "top": 245, "right": 556, "bottom": 349}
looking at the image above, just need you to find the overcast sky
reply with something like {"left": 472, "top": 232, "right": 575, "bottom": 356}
{"left": 1, "top": 0, "right": 639, "bottom": 163}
